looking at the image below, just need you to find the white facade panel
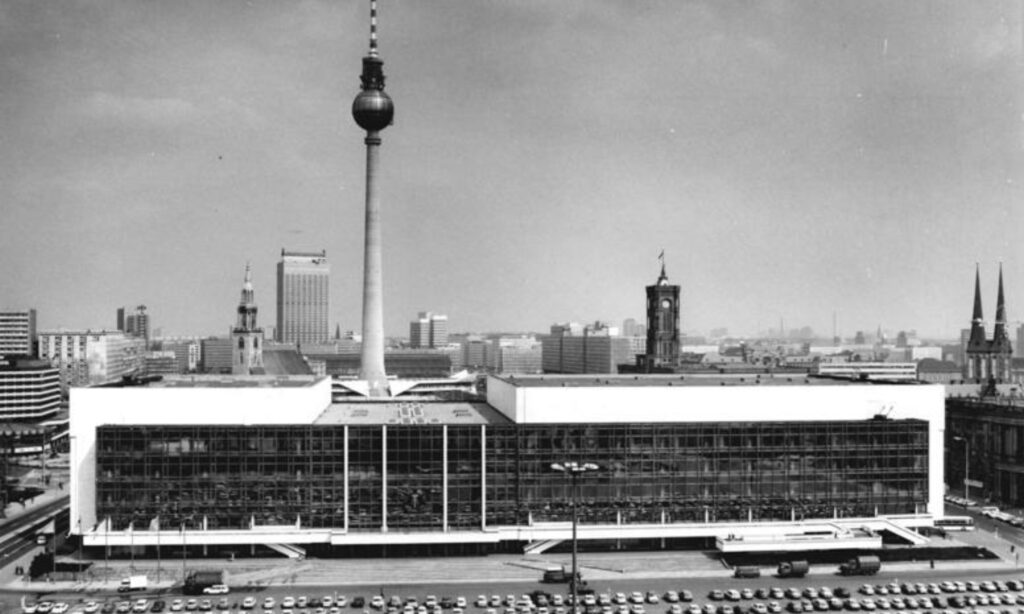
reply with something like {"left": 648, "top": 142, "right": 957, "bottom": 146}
{"left": 70, "top": 377, "right": 331, "bottom": 531}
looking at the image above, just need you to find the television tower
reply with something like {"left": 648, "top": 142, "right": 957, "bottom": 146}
{"left": 352, "top": 0, "right": 394, "bottom": 397}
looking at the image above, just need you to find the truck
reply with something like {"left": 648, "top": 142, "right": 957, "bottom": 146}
{"left": 733, "top": 565, "right": 761, "bottom": 579}
{"left": 117, "top": 575, "right": 148, "bottom": 593}
{"left": 776, "top": 560, "right": 809, "bottom": 578}
{"left": 184, "top": 569, "right": 225, "bottom": 595}
{"left": 838, "top": 555, "right": 881, "bottom": 576}
{"left": 542, "top": 567, "right": 581, "bottom": 584}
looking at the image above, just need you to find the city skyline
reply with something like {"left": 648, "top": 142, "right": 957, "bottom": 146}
{"left": 1, "top": 1, "right": 1020, "bottom": 338}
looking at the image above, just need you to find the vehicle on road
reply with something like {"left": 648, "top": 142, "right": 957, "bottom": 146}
{"left": 202, "top": 584, "right": 229, "bottom": 595}
{"left": 839, "top": 556, "right": 881, "bottom": 576}
{"left": 118, "top": 575, "right": 148, "bottom": 593}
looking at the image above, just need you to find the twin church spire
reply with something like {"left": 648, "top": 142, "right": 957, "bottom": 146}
{"left": 966, "top": 264, "right": 1012, "bottom": 382}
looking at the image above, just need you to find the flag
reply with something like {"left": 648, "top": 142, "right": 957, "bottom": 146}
{"left": 658, "top": 250, "right": 664, "bottom": 262}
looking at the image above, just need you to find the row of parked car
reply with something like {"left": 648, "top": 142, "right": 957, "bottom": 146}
{"left": 944, "top": 495, "right": 1024, "bottom": 527}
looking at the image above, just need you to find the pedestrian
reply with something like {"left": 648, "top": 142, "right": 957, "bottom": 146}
{"left": 930, "top": 559, "right": 934, "bottom": 569}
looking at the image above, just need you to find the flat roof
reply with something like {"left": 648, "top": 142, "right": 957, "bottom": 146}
{"left": 148, "top": 375, "right": 322, "bottom": 388}
{"left": 315, "top": 401, "right": 512, "bottom": 425}
{"left": 494, "top": 374, "right": 893, "bottom": 388}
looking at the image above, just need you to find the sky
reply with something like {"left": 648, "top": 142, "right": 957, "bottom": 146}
{"left": 1, "top": 1, "right": 1022, "bottom": 340}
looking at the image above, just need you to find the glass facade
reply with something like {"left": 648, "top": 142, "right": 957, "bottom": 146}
{"left": 96, "top": 419, "right": 928, "bottom": 533}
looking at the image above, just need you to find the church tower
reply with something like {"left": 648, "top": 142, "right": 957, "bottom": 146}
{"left": 965, "top": 264, "right": 1013, "bottom": 383}
{"left": 643, "top": 256, "right": 680, "bottom": 370}
{"left": 232, "top": 263, "right": 264, "bottom": 375}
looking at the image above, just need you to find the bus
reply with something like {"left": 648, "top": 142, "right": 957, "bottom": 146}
{"left": 934, "top": 515, "right": 976, "bottom": 531}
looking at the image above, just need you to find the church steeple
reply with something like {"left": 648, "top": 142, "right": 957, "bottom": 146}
{"left": 993, "top": 263, "right": 1011, "bottom": 349}
{"left": 232, "top": 261, "right": 264, "bottom": 375}
{"left": 968, "top": 264, "right": 987, "bottom": 348}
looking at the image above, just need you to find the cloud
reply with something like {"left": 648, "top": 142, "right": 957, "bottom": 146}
{"left": 79, "top": 91, "right": 200, "bottom": 126}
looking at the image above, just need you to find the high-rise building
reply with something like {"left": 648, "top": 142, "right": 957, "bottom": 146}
{"left": 965, "top": 264, "right": 1013, "bottom": 382}
{"left": 0, "top": 309, "right": 37, "bottom": 357}
{"left": 276, "top": 249, "right": 330, "bottom": 346}
{"left": 409, "top": 312, "right": 448, "bottom": 349}
{"left": 232, "top": 263, "right": 265, "bottom": 375}
{"left": 351, "top": 0, "right": 395, "bottom": 397}
{"left": 117, "top": 305, "right": 150, "bottom": 346}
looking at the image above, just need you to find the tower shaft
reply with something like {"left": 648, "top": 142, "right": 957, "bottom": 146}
{"left": 359, "top": 131, "right": 388, "bottom": 396}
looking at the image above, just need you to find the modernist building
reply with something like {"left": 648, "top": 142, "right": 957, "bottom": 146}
{"left": 199, "top": 338, "right": 233, "bottom": 374}
{"left": 38, "top": 330, "right": 145, "bottom": 388}
{"left": 276, "top": 249, "right": 330, "bottom": 347}
{"left": 965, "top": 266, "right": 1012, "bottom": 382}
{"left": 487, "top": 337, "right": 543, "bottom": 374}
{"left": 541, "top": 323, "right": 636, "bottom": 374}
{"left": 0, "top": 309, "right": 37, "bottom": 358}
{"left": 71, "top": 374, "right": 942, "bottom": 556}
{"left": 0, "top": 357, "right": 61, "bottom": 421}
{"left": 409, "top": 312, "right": 448, "bottom": 349}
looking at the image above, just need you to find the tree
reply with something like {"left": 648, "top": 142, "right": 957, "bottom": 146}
{"left": 28, "top": 551, "right": 53, "bottom": 579}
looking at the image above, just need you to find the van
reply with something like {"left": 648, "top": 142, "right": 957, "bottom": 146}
{"left": 980, "top": 506, "right": 1000, "bottom": 517}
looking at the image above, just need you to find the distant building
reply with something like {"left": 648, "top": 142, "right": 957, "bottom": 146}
{"left": 143, "top": 351, "right": 178, "bottom": 376}
{"left": 965, "top": 266, "right": 1013, "bottom": 383}
{"left": 157, "top": 338, "right": 200, "bottom": 373}
{"left": 916, "top": 359, "right": 962, "bottom": 385}
{"left": 1017, "top": 324, "right": 1024, "bottom": 359}
{"left": 542, "top": 322, "right": 633, "bottom": 374}
{"left": 461, "top": 336, "right": 489, "bottom": 369}
{"left": 116, "top": 305, "right": 150, "bottom": 346}
{"left": 232, "top": 264, "right": 264, "bottom": 375}
{"left": 276, "top": 249, "right": 329, "bottom": 346}
{"left": 308, "top": 350, "right": 451, "bottom": 379}
{"left": 409, "top": 312, "right": 448, "bottom": 349}
{"left": 0, "top": 356, "right": 61, "bottom": 421}
{"left": 0, "top": 309, "right": 37, "bottom": 357}
{"left": 815, "top": 362, "right": 917, "bottom": 381}
{"left": 200, "top": 337, "right": 233, "bottom": 374}
{"left": 487, "top": 336, "right": 542, "bottom": 374}
{"left": 37, "top": 330, "right": 144, "bottom": 388}
{"left": 638, "top": 261, "right": 680, "bottom": 371}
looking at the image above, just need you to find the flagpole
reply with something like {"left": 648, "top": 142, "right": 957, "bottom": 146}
{"left": 156, "top": 517, "right": 161, "bottom": 583}
{"left": 129, "top": 522, "right": 134, "bottom": 574}
{"left": 181, "top": 522, "right": 187, "bottom": 584}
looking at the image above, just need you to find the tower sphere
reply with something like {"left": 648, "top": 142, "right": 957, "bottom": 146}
{"left": 352, "top": 89, "right": 394, "bottom": 132}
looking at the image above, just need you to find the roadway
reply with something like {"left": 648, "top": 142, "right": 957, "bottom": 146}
{"left": 0, "top": 496, "right": 69, "bottom": 571}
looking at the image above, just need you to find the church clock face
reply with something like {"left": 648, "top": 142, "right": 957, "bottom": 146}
{"left": 661, "top": 299, "right": 672, "bottom": 309}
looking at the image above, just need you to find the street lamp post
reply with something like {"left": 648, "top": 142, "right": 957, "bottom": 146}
{"left": 953, "top": 436, "right": 970, "bottom": 504}
{"left": 551, "top": 461, "right": 599, "bottom": 614}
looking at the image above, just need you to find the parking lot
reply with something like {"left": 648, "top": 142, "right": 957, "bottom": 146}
{"left": 22, "top": 573, "right": 1024, "bottom": 614}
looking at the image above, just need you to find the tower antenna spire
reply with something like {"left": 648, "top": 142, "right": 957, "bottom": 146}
{"left": 368, "top": 0, "right": 379, "bottom": 57}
